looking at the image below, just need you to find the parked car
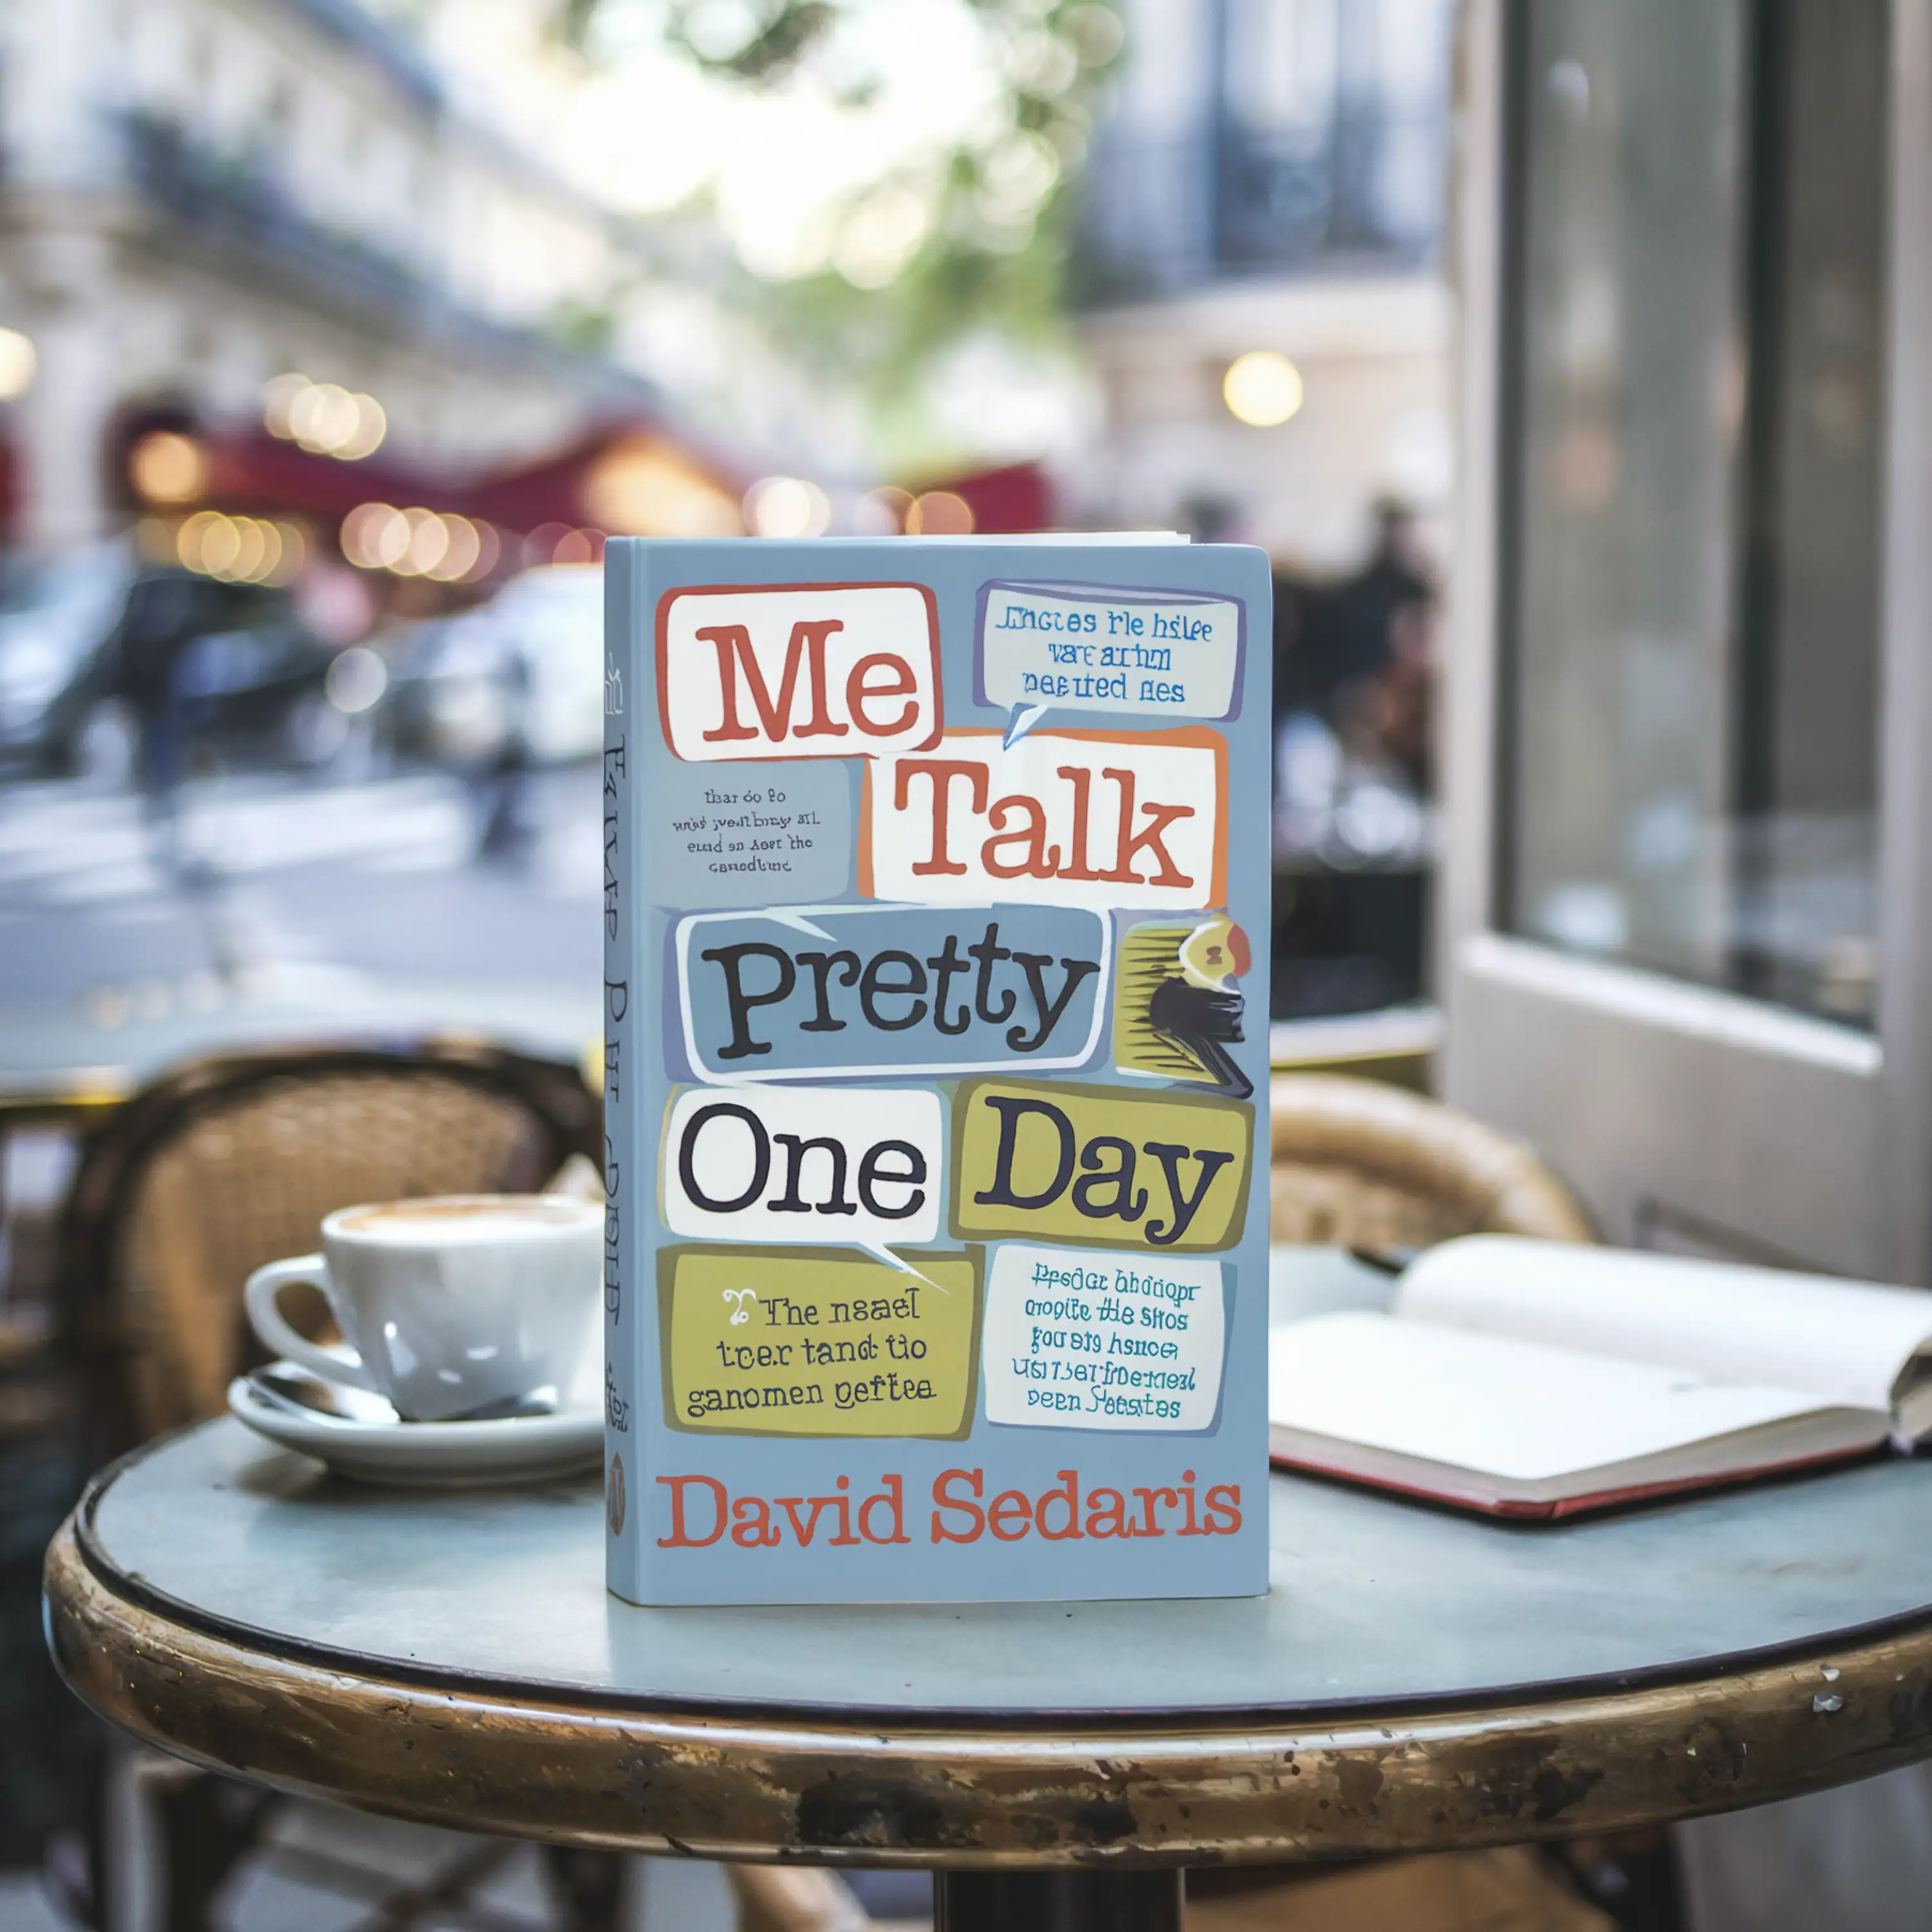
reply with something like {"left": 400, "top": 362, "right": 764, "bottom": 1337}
{"left": 111, "top": 569, "right": 352, "bottom": 779}
{"left": 0, "top": 542, "right": 137, "bottom": 777}
{"left": 0, "top": 551, "right": 352, "bottom": 782}
{"left": 387, "top": 564, "right": 603, "bottom": 769}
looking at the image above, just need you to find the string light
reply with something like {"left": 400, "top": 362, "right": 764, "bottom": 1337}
{"left": 174, "top": 512, "right": 307, "bottom": 585}
{"left": 263, "top": 374, "right": 386, "bottom": 459}
{"left": 341, "top": 503, "right": 500, "bottom": 581}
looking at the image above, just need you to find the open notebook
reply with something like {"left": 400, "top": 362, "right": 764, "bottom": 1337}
{"left": 1269, "top": 1237, "right": 1932, "bottom": 1519}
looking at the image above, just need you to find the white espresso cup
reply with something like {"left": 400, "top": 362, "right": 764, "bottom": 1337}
{"left": 243, "top": 1194, "right": 603, "bottom": 1423}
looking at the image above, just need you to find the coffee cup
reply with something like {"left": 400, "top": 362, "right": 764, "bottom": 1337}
{"left": 243, "top": 1195, "right": 603, "bottom": 1423}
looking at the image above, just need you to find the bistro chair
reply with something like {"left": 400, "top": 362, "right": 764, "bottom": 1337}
{"left": 52, "top": 1039, "right": 607, "bottom": 1932}
{"left": 1187, "top": 1072, "right": 1617, "bottom": 1932}
{"left": 1269, "top": 1070, "right": 1595, "bottom": 1247}
{"left": 61, "top": 1039, "right": 600, "bottom": 1455}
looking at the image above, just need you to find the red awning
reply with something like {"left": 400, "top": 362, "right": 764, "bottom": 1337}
{"left": 202, "top": 419, "right": 744, "bottom": 543}
{"left": 205, "top": 431, "right": 463, "bottom": 523}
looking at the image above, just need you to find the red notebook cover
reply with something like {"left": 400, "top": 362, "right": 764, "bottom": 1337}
{"left": 1269, "top": 1430, "right": 1884, "bottom": 1521}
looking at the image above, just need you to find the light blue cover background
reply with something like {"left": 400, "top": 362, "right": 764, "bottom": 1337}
{"left": 606, "top": 538, "right": 1273, "bottom": 1605}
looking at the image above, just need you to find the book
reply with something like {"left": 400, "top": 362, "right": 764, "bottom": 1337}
{"left": 1268, "top": 1236, "right": 1932, "bottom": 1519}
{"left": 603, "top": 536, "right": 1273, "bottom": 1604}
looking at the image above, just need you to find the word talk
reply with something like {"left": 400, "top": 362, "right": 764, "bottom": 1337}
{"left": 865, "top": 730, "right": 1225, "bottom": 910}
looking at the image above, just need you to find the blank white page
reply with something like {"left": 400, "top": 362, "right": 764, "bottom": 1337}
{"left": 1269, "top": 1311, "right": 1862, "bottom": 1484}
{"left": 1397, "top": 1237, "right": 1932, "bottom": 1414}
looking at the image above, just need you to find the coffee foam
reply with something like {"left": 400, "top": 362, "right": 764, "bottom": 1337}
{"left": 336, "top": 1196, "right": 600, "bottom": 1245}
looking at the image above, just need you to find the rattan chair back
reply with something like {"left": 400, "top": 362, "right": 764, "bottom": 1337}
{"left": 1270, "top": 1072, "right": 1593, "bottom": 1248}
{"left": 60, "top": 1042, "right": 601, "bottom": 1450}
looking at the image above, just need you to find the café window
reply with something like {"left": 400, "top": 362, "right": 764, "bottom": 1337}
{"left": 1498, "top": 0, "right": 1888, "bottom": 1029}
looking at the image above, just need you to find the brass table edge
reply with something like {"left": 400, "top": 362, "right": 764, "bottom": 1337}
{"left": 43, "top": 1514, "right": 1932, "bottom": 1867}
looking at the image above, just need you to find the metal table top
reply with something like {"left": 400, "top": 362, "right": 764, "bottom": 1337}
{"left": 68, "top": 1414, "right": 1932, "bottom": 1721}
{"left": 44, "top": 1250, "right": 1932, "bottom": 1866}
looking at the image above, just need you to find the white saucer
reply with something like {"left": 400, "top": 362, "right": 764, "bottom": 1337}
{"left": 227, "top": 1363, "right": 603, "bottom": 1487}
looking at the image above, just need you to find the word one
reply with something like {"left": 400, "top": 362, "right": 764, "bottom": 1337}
{"left": 658, "top": 583, "right": 942, "bottom": 762}
{"left": 663, "top": 1084, "right": 943, "bottom": 1253}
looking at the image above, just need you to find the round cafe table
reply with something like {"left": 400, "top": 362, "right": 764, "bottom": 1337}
{"left": 44, "top": 1405, "right": 1932, "bottom": 1932}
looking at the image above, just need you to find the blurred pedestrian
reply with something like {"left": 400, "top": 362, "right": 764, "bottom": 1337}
{"left": 475, "top": 650, "right": 534, "bottom": 864}
{"left": 108, "top": 574, "right": 202, "bottom": 869}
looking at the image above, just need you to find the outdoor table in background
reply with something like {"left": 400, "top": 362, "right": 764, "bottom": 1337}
{"left": 42, "top": 1253, "right": 1932, "bottom": 1931}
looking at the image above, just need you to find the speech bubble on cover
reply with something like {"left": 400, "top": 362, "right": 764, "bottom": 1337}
{"left": 658, "top": 583, "right": 943, "bottom": 762}
{"left": 980, "top": 1242, "right": 1225, "bottom": 1431}
{"left": 663, "top": 1084, "right": 945, "bottom": 1276}
{"left": 676, "top": 901, "right": 1112, "bottom": 1081}
{"left": 652, "top": 759, "right": 852, "bottom": 908}
{"left": 658, "top": 1244, "right": 981, "bottom": 1439}
{"left": 976, "top": 581, "right": 1244, "bottom": 747}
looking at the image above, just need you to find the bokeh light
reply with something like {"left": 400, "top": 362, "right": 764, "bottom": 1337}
{"left": 264, "top": 374, "right": 386, "bottom": 459}
{"left": 341, "top": 502, "right": 501, "bottom": 581}
{"left": 1222, "top": 350, "right": 1304, "bottom": 428}
{"left": 128, "top": 431, "right": 208, "bottom": 506}
{"left": 175, "top": 511, "right": 307, "bottom": 585}
{"left": 584, "top": 438, "right": 742, "bottom": 536}
{"left": 905, "top": 490, "right": 974, "bottom": 536}
{"left": 324, "top": 645, "right": 389, "bottom": 715}
{"left": 744, "top": 475, "right": 832, "bottom": 539}
{"left": 854, "top": 487, "right": 912, "bottom": 536}
{"left": 0, "top": 327, "right": 37, "bottom": 401}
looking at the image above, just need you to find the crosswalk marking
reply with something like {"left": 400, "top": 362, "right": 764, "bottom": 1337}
{"left": 0, "top": 775, "right": 485, "bottom": 905}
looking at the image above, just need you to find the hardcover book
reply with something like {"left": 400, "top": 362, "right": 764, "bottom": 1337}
{"left": 602, "top": 536, "right": 1272, "bottom": 1604}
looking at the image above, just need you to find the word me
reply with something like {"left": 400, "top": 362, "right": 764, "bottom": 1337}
{"left": 658, "top": 583, "right": 942, "bottom": 762}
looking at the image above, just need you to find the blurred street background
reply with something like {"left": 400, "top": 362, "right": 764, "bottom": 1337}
{"left": 7, "top": 0, "right": 1923, "bottom": 1926}
{"left": 0, "top": 0, "right": 1454, "bottom": 1090}
{"left": 0, "top": 0, "right": 1455, "bottom": 1926}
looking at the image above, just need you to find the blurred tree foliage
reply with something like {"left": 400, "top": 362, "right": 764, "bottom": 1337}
{"left": 553, "top": 0, "right": 1122, "bottom": 401}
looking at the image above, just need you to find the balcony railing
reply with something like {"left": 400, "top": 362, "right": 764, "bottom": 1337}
{"left": 117, "top": 111, "right": 430, "bottom": 322}
{"left": 1073, "top": 103, "right": 1444, "bottom": 305}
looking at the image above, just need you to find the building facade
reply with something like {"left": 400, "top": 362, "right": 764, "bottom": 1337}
{"left": 0, "top": 0, "right": 679, "bottom": 553}
{"left": 1066, "top": 0, "right": 1455, "bottom": 566}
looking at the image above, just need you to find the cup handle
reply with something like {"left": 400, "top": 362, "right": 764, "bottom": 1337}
{"left": 243, "top": 1256, "right": 378, "bottom": 1391}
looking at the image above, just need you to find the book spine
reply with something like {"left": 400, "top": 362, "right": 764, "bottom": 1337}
{"left": 601, "top": 540, "right": 638, "bottom": 1593}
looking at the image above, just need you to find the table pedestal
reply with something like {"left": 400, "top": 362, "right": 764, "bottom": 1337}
{"left": 934, "top": 1870, "right": 1184, "bottom": 1932}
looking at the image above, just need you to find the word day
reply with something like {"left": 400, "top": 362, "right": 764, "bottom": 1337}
{"left": 864, "top": 729, "right": 1226, "bottom": 910}
{"left": 658, "top": 583, "right": 941, "bottom": 762}
{"left": 952, "top": 1079, "right": 1252, "bottom": 1253}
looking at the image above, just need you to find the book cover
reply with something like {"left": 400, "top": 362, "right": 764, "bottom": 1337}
{"left": 603, "top": 537, "right": 1272, "bottom": 1604}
